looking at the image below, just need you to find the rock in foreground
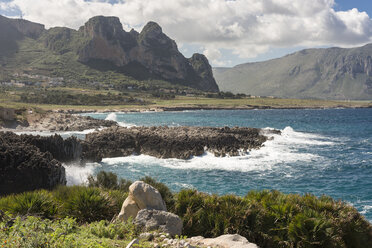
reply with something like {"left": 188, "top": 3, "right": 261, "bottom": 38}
{"left": 83, "top": 126, "right": 278, "bottom": 161}
{"left": 135, "top": 209, "right": 183, "bottom": 237}
{"left": 117, "top": 181, "right": 166, "bottom": 222}
{"left": 117, "top": 181, "right": 183, "bottom": 236}
{"left": 189, "top": 234, "right": 258, "bottom": 248}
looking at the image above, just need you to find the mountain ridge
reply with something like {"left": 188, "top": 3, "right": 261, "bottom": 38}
{"left": 214, "top": 44, "right": 372, "bottom": 100}
{"left": 0, "top": 15, "right": 219, "bottom": 92}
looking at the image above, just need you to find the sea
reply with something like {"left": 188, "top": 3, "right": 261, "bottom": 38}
{"left": 57, "top": 108, "right": 371, "bottom": 222}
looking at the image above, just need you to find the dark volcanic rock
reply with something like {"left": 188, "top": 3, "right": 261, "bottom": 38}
{"left": 1, "top": 132, "right": 83, "bottom": 163}
{"left": 21, "top": 134, "right": 82, "bottom": 163}
{"left": 0, "top": 132, "right": 66, "bottom": 195}
{"left": 82, "top": 126, "right": 277, "bottom": 161}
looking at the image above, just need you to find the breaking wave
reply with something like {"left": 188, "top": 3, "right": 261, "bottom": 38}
{"left": 99, "top": 126, "right": 336, "bottom": 173}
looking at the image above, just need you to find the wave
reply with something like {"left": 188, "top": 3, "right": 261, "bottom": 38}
{"left": 14, "top": 129, "right": 99, "bottom": 138}
{"left": 105, "top": 112, "right": 137, "bottom": 127}
{"left": 105, "top": 112, "right": 117, "bottom": 122}
{"left": 99, "top": 126, "right": 336, "bottom": 173}
{"left": 64, "top": 163, "right": 100, "bottom": 185}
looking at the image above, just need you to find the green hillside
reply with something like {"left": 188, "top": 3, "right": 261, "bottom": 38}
{"left": 214, "top": 45, "right": 372, "bottom": 100}
{"left": 0, "top": 15, "right": 218, "bottom": 92}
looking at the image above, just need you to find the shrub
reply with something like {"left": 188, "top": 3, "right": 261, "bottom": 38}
{"left": 60, "top": 186, "right": 113, "bottom": 223}
{"left": 87, "top": 219, "right": 137, "bottom": 240}
{"left": 106, "top": 189, "right": 128, "bottom": 214}
{"left": 88, "top": 171, "right": 132, "bottom": 192}
{"left": 0, "top": 213, "right": 141, "bottom": 248}
{"left": 0, "top": 190, "right": 57, "bottom": 218}
{"left": 173, "top": 189, "right": 372, "bottom": 248}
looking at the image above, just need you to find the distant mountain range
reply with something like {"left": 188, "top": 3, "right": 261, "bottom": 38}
{"left": 214, "top": 45, "right": 372, "bottom": 100}
{"left": 0, "top": 15, "right": 219, "bottom": 92}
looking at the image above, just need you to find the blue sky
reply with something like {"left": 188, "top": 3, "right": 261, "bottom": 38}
{"left": 1, "top": 0, "right": 372, "bottom": 67}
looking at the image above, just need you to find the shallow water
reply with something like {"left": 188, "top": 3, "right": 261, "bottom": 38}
{"left": 69, "top": 108, "right": 371, "bottom": 221}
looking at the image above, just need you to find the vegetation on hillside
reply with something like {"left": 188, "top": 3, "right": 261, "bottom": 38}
{"left": 0, "top": 171, "right": 371, "bottom": 248}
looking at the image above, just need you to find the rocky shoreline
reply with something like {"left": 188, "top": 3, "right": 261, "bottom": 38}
{"left": 0, "top": 125, "right": 279, "bottom": 194}
{"left": 82, "top": 126, "right": 279, "bottom": 161}
{"left": 36, "top": 104, "right": 372, "bottom": 115}
{"left": 0, "top": 132, "right": 66, "bottom": 195}
{"left": 0, "top": 112, "right": 117, "bottom": 132}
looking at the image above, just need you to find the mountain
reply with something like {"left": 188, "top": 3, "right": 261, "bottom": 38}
{"left": 214, "top": 45, "right": 372, "bottom": 100}
{"left": 0, "top": 15, "right": 219, "bottom": 92}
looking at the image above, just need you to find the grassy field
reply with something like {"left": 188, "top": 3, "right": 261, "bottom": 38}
{"left": 1, "top": 86, "right": 371, "bottom": 112}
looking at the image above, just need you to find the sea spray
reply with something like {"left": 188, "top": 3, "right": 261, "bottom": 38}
{"left": 64, "top": 163, "right": 101, "bottom": 185}
{"left": 105, "top": 112, "right": 137, "bottom": 127}
{"left": 105, "top": 112, "right": 118, "bottom": 122}
{"left": 97, "top": 126, "right": 331, "bottom": 173}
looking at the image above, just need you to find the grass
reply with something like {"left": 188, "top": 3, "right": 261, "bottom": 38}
{"left": 1, "top": 93, "right": 371, "bottom": 113}
{"left": 0, "top": 214, "right": 146, "bottom": 248}
{"left": 0, "top": 173, "right": 371, "bottom": 248}
{"left": 174, "top": 189, "right": 372, "bottom": 248}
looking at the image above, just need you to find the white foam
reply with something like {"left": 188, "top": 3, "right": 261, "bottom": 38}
{"left": 105, "top": 112, "right": 117, "bottom": 122}
{"left": 100, "top": 126, "right": 334, "bottom": 173}
{"left": 105, "top": 112, "right": 137, "bottom": 127}
{"left": 64, "top": 163, "right": 100, "bottom": 185}
{"left": 361, "top": 205, "right": 372, "bottom": 214}
{"left": 273, "top": 126, "right": 336, "bottom": 146}
{"left": 173, "top": 182, "right": 195, "bottom": 189}
{"left": 14, "top": 128, "right": 99, "bottom": 137}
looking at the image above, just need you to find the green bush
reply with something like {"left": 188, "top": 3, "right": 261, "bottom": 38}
{"left": 88, "top": 171, "right": 132, "bottom": 192}
{"left": 174, "top": 189, "right": 372, "bottom": 248}
{"left": 106, "top": 189, "right": 128, "bottom": 214}
{"left": 0, "top": 213, "right": 142, "bottom": 248}
{"left": 0, "top": 190, "right": 57, "bottom": 218}
{"left": 1, "top": 173, "right": 371, "bottom": 248}
{"left": 61, "top": 187, "right": 113, "bottom": 223}
{"left": 87, "top": 219, "right": 137, "bottom": 240}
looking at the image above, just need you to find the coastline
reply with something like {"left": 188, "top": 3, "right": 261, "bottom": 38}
{"left": 45, "top": 103, "right": 372, "bottom": 115}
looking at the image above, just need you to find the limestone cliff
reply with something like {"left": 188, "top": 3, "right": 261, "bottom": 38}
{"left": 77, "top": 16, "right": 219, "bottom": 92}
{"left": 0, "top": 15, "right": 218, "bottom": 92}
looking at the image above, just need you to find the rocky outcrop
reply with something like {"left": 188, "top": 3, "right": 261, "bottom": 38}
{"left": 25, "top": 113, "right": 117, "bottom": 131}
{"left": 7, "top": 18, "right": 45, "bottom": 39}
{"left": 82, "top": 126, "right": 276, "bottom": 161}
{"left": 135, "top": 209, "right": 183, "bottom": 237}
{"left": 189, "top": 234, "right": 258, "bottom": 248}
{"left": 77, "top": 16, "right": 219, "bottom": 92}
{"left": 189, "top": 53, "right": 219, "bottom": 92}
{"left": 20, "top": 134, "right": 82, "bottom": 163}
{"left": 117, "top": 181, "right": 167, "bottom": 222}
{"left": 0, "top": 132, "right": 66, "bottom": 195}
{"left": 0, "top": 15, "right": 44, "bottom": 40}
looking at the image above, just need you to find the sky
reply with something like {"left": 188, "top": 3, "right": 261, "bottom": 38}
{"left": 1, "top": 0, "right": 372, "bottom": 67}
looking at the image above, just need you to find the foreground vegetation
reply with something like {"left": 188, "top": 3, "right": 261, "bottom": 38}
{"left": 1, "top": 172, "right": 371, "bottom": 248}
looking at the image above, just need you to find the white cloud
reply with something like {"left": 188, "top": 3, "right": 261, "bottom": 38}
{"left": 2, "top": 0, "right": 372, "bottom": 62}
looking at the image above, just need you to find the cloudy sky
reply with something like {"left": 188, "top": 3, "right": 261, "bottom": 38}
{"left": 1, "top": 0, "right": 372, "bottom": 67}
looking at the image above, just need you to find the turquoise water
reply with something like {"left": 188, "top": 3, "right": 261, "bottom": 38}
{"left": 74, "top": 109, "right": 372, "bottom": 221}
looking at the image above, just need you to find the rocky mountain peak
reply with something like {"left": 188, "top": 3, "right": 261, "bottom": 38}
{"left": 82, "top": 16, "right": 124, "bottom": 40}
{"left": 189, "top": 53, "right": 219, "bottom": 92}
{"left": 138, "top": 21, "right": 177, "bottom": 51}
{"left": 140, "top": 21, "right": 163, "bottom": 36}
{"left": 0, "top": 14, "right": 218, "bottom": 92}
{"left": 0, "top": 15, "right": 44, "bottom": 39}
